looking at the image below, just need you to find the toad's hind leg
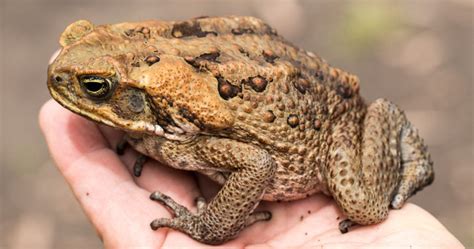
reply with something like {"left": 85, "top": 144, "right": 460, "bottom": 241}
{"left": 327, "top": 99, "right": 434, "bottom": 232}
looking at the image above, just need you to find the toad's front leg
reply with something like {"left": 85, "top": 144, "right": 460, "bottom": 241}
{"left": 150, "top": 138, "right": 276, "bottom": 245}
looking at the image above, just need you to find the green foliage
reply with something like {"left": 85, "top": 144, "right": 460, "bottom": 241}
{"left": 336, "top": 2, "right": 401, "bottom": 56}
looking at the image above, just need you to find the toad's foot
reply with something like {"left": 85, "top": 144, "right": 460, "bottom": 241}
{"left": 149, "top": 191, "right": 271, "bottom": 245}
{"left": 338, "top": 219, "right": 356, "bottom": 233}
{"left": 133, "top": 154, "right": 148, "bottom": 177}
{"left": 115, "top": 137, "right": 128, "bottom": 155}
{"left": 115, "top": 137, "right": 148, "bottom": 177}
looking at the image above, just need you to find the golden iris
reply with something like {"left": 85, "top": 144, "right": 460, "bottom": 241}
{"left": 79, "top": 75, "right": 113, "bottom": 98}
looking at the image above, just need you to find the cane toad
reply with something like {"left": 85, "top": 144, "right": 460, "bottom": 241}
{"left": 47, "top": 16, "right": 434, "bottom": 245}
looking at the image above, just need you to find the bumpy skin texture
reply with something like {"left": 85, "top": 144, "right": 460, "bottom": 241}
{"left": 47, "top": 16, "right": 434, "bottom": 244}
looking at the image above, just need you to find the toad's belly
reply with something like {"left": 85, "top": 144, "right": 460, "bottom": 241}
{"left": 200, "top": 165, "right": 328, "bottom": 202}
{"left": 261, "top": 162, "right": 329, "bottom": 201}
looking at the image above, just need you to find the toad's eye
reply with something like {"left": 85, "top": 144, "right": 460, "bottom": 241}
{"left": 79, "top": 75, "right": 113, "bottom": 99}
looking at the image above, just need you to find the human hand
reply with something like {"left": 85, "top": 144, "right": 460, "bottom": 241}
{"left": 40, "top": 99, "right": 463, "bottom": 248}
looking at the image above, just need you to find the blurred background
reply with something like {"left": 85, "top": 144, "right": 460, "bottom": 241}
{"left": 0, "top": 0, "right": 472, "bottom": 248}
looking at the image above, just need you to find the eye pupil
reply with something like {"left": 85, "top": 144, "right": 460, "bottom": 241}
{"left": 84, "top": 81, "right": 104, "bottom": 92}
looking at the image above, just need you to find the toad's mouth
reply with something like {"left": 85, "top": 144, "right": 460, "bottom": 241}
{"left": 48, "top": 83, "right": 195, "bottom": 142}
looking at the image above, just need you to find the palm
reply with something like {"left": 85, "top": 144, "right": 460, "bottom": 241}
{"left": 40, "top": 100, "right": 462, "bottom": 248}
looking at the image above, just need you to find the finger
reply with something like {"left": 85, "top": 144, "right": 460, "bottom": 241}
{"left": 300, "top": 204, "right": 464, "bottom": 248}
{"left": 39, "top": 100, "right": 132, "bottom": 183}
{"left": 361, "top": 204, "right": 463, "bottom": 247}
{"left": 96, "top": 125, "right": 202, "bottom": 210}
{"left": 39, "top": 100, "right": 165, "bottom": 246}
{"left": 96, "top": 124, "right": 124, "bottom": 150}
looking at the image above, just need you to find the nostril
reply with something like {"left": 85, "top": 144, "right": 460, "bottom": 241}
{"left": 54, "top": 75, "right": 63, "bottom": 83}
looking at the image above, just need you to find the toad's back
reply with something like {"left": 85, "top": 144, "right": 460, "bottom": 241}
{"left": 103, "top": 16, "right": 366, "bottom": 200}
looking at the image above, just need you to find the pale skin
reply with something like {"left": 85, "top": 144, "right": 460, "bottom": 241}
{"left": 40, "top": 99, "right": 463, "bottom": 248}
